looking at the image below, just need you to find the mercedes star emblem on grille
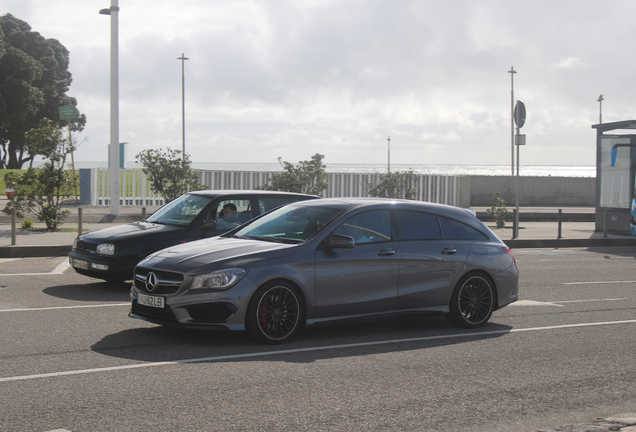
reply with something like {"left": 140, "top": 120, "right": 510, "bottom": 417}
{"left": 146, "top": 272, "right": 158, "bottom": 292}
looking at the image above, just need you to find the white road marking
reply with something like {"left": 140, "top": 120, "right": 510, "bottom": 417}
{"left": 563, "top": 280, "right": 636, "bottom": 285}
{"left": 1, "top": 319, "right": 635, "bottom": 384}
{"left": 0, "top": 258, "right": 71, "bottom": 276}
{"left": 0, "top": 303, "right": 129, "bottom": 312}
{"left": 510, "top": 300, "right": 562, "bottom": 307}
{"left": 510, "top": 298, "right": 630, "bottom": 307}
{"left": 0, "top": 258, "right": 20, "bottom": 264}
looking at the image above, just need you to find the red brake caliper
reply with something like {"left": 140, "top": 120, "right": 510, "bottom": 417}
{"left": 259, "top": 297, "right": 268, "bottom": 325}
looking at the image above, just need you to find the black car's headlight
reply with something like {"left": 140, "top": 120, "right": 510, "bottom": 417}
{"left": 96, "top": 243, "right": 115, "bottom": 256}
{"left": 191, "top": 268, "right": 247, "bottom": 290}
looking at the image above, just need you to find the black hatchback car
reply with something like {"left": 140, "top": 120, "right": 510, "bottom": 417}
{"left": 68, "top": 190, "right": 318, "bottom": 282}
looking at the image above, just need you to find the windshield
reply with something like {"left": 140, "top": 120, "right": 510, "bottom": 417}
{"left": 233, "top": 203, "right": 345, "bottom": 244}
{"left": 146, "top": 194, "right": 214, "bottom": 226}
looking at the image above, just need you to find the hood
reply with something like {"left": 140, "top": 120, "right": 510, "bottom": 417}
{"left": 139, "top": 236, "right": 297, "bottom": 272}
{"left": 79, "top": 222, "right": 181, "bottom": 242}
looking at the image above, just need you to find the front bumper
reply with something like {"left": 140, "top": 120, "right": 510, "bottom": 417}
{"left": 128, "top": 277, "right": 257, "bottom": 331}
{"left": 68, "top": 250, "right": 137, "bottom": 281}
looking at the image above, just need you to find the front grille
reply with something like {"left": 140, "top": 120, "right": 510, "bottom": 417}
{"left": 186, "top": 303, "right": 237, "bottom": 323}
{"left": 74, "top": 240, "right": 96, "bottom": 254}
{"left": 134, "top": 268, "right": 184, "bottom": 295}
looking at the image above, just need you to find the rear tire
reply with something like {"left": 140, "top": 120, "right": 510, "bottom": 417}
{"left": 447, "top": 273, "right": 495, "bottom": 329}
{"left": 246, "top": 281, "right": 303, "bottom": 344}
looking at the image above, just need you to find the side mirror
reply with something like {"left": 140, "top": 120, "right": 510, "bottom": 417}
{"left": 324, "top": 234, "right": 355, "bottom": 249}
{"left": 199, "top": 220, "right": 217, "bottom": 231}
{"left": 611, "top": 147, "right": 618, "bottom": 167}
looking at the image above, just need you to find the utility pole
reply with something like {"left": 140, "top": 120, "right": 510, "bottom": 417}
{"left": 387, "top": 136, "right": 391, "bottom": 173}
{"left": 178, "top": 53, "right": 189, "bottom": 161}
{"left": 598, "top": 94, "right": 604, "bottom": 124}
{"left": 100, "top": 0, "right": 120, "bottom": 216}
{"left": 508, "top": 67, "right": 517, "bottom": 176}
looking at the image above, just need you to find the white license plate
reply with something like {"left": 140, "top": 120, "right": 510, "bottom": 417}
{"left": 138, "top": 292, "right": 165, "bottom": 309}
{"left": 70, "top": 258, "right": 89, "bottom": 270}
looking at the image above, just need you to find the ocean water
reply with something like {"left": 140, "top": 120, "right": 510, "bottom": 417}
{"left": 72, "top": 161, "right": 595, "bottom": 177}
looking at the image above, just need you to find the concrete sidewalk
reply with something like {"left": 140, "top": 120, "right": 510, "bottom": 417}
{"left": 1, "top": 196, "right": 635, "bottom": 258}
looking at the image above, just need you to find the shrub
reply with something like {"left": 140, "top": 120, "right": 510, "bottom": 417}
{"left": 486, "top": 192, "right": 509, "bottom": 228}
{"left": 20, "top": 217, "right": 33, "bottom": 229}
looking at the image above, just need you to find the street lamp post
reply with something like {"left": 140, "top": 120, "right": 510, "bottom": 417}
{"left": 178, "top": 53, "right": 189, "bottom": 161}
{"left": 387, "top": 136, "right": 391, "bottom": 173}
{"left": 100, "top": 1, "right": 120, "bottom": 216}
{"left": 598, "top": 94, "right": 604, "bottom": 124}
{"left": 508, "top": 67, "right": 516, "bottom": 176}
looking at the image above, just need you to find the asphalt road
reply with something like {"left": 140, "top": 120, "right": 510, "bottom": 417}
{"left": 0, "top": 247, "right": 635, "bottom": 432}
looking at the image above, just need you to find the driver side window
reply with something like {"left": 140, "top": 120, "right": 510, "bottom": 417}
{"left": 213, "top": 199, "right": 253, "bottom": 230}
{"left": 333, "top": 210, "right": 392, "bottom": 244}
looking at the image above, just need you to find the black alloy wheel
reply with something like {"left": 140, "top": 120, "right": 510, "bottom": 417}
{"left": 447, "top": 273, "right": 495, "bottom": 329}
{"left": 247, "top": 282, "right": 303, "bottom": 344}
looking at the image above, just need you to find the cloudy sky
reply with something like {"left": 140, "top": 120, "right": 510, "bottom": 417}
{"left": 2, "top": 0, "right": 633, "bottom": 168}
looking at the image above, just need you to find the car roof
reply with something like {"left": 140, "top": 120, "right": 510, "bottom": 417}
{"left": 288, "top": 197, "right": 479, "bottom": 224}
{"left": 185, "top": 190, "right": 320, "bottom": 199}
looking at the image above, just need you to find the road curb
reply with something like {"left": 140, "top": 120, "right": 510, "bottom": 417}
{"left": 505, "top": 238, "right": 636, "bottom": 249}
{"left": 0, "top": 245, "right": 72, "bottom": 258}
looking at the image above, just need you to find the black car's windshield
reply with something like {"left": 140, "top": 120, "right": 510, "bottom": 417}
{"left": 146, "top": 194, "right": 214, "bottom": 227}
{"left": 233, "top": 204, "right": 344, "bottom": 244}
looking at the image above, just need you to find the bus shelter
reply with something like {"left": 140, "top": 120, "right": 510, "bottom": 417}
{"left": 593, "top": 120, "right": 636, "bottom": 235}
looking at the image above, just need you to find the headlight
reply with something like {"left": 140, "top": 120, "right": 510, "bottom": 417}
{"left": 191, "top": 268, "right": 247, "bottom": 290}
{"left": 96, "top": 243, "right": 115, "bottom": 256}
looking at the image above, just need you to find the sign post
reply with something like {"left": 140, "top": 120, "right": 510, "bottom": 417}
{"left": 513, "top": 101, "right": 526, "bottom": 239}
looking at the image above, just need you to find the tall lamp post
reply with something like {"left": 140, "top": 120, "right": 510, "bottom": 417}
{"left": 598, "top": 94, "right": 604, "bottom": 124}
{"left": 100, "top": 1, "right": 120, "bottom": 216}
{"left": 387, "top": 136, "right": 391, "bottom": 173}
{"left": 178, "top": 53, "right": 189, "bottom": 161}
{"left": 508, "top": 67, "right": 516, "bottom": 176}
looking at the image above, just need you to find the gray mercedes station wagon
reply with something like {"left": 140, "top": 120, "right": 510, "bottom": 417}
{"left": 68, "top": 190, "right": 318, "bottom": 282}
{"left": 129, "top": 198, "right": 519, "bottom": 344}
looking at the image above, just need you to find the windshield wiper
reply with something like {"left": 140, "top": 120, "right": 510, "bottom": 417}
{"left": 234, "top": 235, "right": 283, "bottom": 243}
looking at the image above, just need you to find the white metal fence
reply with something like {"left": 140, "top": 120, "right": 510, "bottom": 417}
{"left": 86, "top": 168, "right": 461, "bottom": 207}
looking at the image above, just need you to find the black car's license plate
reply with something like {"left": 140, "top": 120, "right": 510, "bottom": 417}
{"left": 70, "top": 258, "right": 89, "bottom": 270}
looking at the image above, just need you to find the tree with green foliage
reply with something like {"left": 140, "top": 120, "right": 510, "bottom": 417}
{"left": 2, "top": 118, "right": 77, "bottom": 230}
{"left": 367, "top": 170, "right": 418, "bottom": 199}
{"left": 258, "top": 153, "right": 328, "bottom": 196}
{"left": 136, "top": 148, "right": 205, "bottom": 203}
{"left": 0, "top": 13, "right": 86, "bottom": 169}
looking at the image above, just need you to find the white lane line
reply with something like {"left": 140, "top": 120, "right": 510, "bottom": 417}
{"left": 1, "top": 319, "right": 636, "bottom": 384}
{"left": 564, "top": 281, "right": 636, "bottom": 285}
{"left": 0, "top": 303, "right": 129, "bottom": 312}
{"left": 0, "top": 258, "right": 71, "bottom": 276}
{"left": 563, "top": 281, "right": 636, "bottom": 285}
{"left": 510, "top": 298, "right": 630, "bottom": 307}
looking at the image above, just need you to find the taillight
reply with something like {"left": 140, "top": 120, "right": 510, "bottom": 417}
{"left": 502, "top": 247, "right": 516, "bottom": 263}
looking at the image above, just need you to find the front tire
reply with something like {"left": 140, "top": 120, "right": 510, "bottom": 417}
{"left": 447, "top": 273, "right": 495, "bottom": 329}
{"left": 246, "top": 281, "right": 303, "bottom": 344}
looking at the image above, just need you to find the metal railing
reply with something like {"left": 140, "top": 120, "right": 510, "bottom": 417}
{"left": 87, "top": 168, "right": 462, "bottom": 206}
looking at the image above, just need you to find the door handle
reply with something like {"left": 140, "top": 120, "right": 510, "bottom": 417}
{"left": 440, "top": 247, "right": 457, "bottom": 255}
{"left": 377, "top": 248, "right": 396, "bottom": 256}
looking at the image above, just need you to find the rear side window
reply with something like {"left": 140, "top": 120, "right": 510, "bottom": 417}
{"left": 397, "top": 211, "right": 441, "bottom": 240}
{"left": 333, "top": 210, "right": 392, "bottom": 244}
{"left": 259, "top": 197, "right": 292, "bottom": 213}
{"left": 446, "top": 218, "right": 488, "bottom": 240}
